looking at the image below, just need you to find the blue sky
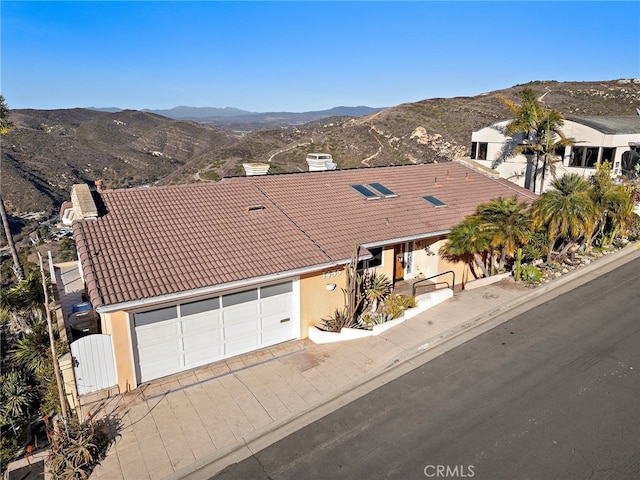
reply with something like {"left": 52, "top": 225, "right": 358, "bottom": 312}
{"left": 2, "top": 1, "right": 639, "bottom": 112}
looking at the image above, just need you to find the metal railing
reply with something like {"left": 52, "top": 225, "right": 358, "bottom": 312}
{"left": 412, "top": 270, "right": 455, "bottom": 297}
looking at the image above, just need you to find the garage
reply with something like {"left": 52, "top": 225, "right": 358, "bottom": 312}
{"left": 132, "top": 280, "right": 297, "bottom": 383}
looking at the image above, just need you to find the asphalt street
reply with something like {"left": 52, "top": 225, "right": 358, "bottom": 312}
{"left": 211, "top": 257, "right": 640, "bottom": 480}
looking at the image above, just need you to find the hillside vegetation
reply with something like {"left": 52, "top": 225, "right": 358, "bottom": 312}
{"left": 2, "top": 79, "right": 639, "bottom": 216}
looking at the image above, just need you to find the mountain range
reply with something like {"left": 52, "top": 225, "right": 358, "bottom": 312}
{"left": 2, "top": 79, "right": 639, "bottom": 219}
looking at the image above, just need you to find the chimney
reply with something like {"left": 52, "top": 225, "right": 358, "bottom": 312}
{"left": 306, "top": 153, "right": 335, "bottom": 172}
{"left": 71, "top": 184, "right": 98, "bottom": 220}
{"left": 95, "top": 179, "right": 104, "bottom": 191}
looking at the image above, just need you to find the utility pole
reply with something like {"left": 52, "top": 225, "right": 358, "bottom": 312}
{"left": 37, "top": 252, "right": 69, "bottom": 419}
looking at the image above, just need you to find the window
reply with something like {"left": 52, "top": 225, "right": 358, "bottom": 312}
{"left": 368, "top": 183, "right": 398, "bottom": 198}
{"left": 222, "top": 289, "right": 258, "bottom": 307}
{"left": 601, "top": 148, "right": 615, "bottom": 165}
{"left": 422, "top": 195, "right": 447, "bottom": 207}
{"left": 351, "top": 184, "right": 380, "bottom": 200}
{"left": 570, "top": 146, "right": 603, "bottom": 168}
{"left": 134, "top": 305, "right": 177, "bottom": 327}
{"left": 471, "top": 142, "right": 488, "bottom": 160}
{"left": 261, "top": 282, "right": 292, "bottom": 298}
{"left": 181, "top": 297, "right": 219, "bottom": 317}
{"left": 358, "top": 247, "right": 383, "bottom": 270}
{"left": 585, "top": 147, "right": 600, "bottom": 168}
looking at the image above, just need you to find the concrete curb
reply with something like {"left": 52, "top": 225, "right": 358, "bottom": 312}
{"left": 170, "top": 242, "right": 640, "bottom": 480}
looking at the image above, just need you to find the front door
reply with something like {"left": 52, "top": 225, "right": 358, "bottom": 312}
{"left": 394, "top": 244, "right": 404, "bottom": 281}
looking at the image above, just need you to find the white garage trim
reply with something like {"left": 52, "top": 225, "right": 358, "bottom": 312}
{"left": 130, "top": 278, "right": 300, "bottom": 385}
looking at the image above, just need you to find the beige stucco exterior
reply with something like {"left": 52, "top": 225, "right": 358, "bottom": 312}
{"left": 101, "top": 310, "right": 135, "bottom": 393}
{"left": 298, "top": 246, "right": 398, "bottom": 336}
{"left": 299, "top": 265, "right": 349, "bottom": 338}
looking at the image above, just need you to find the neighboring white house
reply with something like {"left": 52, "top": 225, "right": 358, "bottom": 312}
{"left": 470, "top": 116, "right": 640, "bottom": 193}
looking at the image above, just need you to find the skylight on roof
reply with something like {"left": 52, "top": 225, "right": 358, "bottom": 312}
{"left": 422, "top": 195, "right": 447, "bottom": 207}
{"left": 368, "top": 182, "right": 398, "bottom": 198}
{"left": 351, "top": 184, "right": 381, "bottom": 200}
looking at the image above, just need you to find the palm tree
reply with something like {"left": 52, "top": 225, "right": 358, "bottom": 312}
{"left": 10, "top": 318, "right": 54, "bottom": 380}
{"left": 497, "top": 88, "right": 571, "bottom": 193}
{"left": 588, "top": 162, "right": 635, "bottom": 248}
{"left": 531, "top": 174, "right": 596, "bottom": 262}
{"left": 0, "top": 272, "right": 47, "bottom": 332}
{"left": 0, "top": 95, "right": 24, "bottom": 282}
{"left": 497, "top": 88, "right": 541, "bottom": 191}
{"left": 440, "top": 215, "right": 491, "bottom": 278}
{"left": 0, "top": 370, "right": 35, "bottom": 434}
{"left": 537, "top": 109, "right": 573, "bottom": 193}
{"left": 476, "top": 196, "right": 532, "bottom": 271}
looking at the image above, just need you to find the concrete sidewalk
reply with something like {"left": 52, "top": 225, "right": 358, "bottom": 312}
{"left": 89, "top": 243, "right": 640, "bottom": 480}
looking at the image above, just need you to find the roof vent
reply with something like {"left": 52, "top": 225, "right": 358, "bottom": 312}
{"left": 244, "top": 205, "right": 266, "bottom": 213}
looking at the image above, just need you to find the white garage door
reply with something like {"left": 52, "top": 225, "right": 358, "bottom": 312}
{"left": 133, "top": 280, "right": 296, "bottom": 383}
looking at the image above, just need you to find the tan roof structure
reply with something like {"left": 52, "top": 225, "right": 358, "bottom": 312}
{"left": 73, "top": 182, "right": 332, "bottom": 308}
{"left": 73, "top": 162, "right": 537, "bottom": 309}
{"left": 223, "top": 161, "right": 537, "bottom": 261}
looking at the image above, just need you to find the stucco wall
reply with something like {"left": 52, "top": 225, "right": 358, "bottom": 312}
{"left": 102, "top": 310, "right": 136, "bottom": 392}
{"left": 299, "top": 266, "right": 348, "bottom": 337}
{"left": 298, "top": 247, "right": 396, "bottom": 336}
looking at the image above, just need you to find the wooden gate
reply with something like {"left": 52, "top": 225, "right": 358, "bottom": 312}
{"left": 70, "top": 334, "right": 117, "bottom": 396}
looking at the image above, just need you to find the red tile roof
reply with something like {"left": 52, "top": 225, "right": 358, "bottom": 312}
{"left": 74, "top": 182, "right": 332, "bottom": 308}
{"left": 74, "top": 162, "right": 537, "bottom": 309}
{"left": 223, "top": 162, "right": 537, "bottom": 261}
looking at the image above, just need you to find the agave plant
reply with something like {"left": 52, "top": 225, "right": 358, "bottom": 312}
{"left": 318, "top": 308, "right": 353, "bottom": 333}
{"left": 365, "top": 273, "right": 392, "bottom": 312}
{"left": 46, "top": 416, "right": 112, "bottom": 480}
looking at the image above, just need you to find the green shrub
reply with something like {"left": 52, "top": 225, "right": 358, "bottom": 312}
{"left": 380, "top": 294, "right": 417, "bottom": 319}
{"left": 520, "top": 265, "right": 543, "bottom": 284}
{"left": 358, "top": 312, "right": 394, "bottom": 329}
{"left": 58, "top": 238, "right": 77, "bottom": 262}
{"left": 1, "top": 434, "right": 19, "bottom": 474}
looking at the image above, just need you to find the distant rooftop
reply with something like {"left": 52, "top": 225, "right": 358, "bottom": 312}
{"left": 567, "top": 116, "right": 640, "bottom": 135}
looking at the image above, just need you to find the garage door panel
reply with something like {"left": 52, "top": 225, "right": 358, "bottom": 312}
{"left": 183, "top": 330, "right": 223, "bottom": 350}
{"left": 261, "top": 295, "right": 292, "bottom": 316}
{"left": 184, "top": 346, "right": 224, "bottom": 367}
{"left": 262, "top": 314, "right": 293, "bottom": 343}
{"left": 136, "top": 281, "right": 296, "bottom": 384}
{"left": 225, "top": 334, "right": 260, "bottom": 354}
{"left": 262, "top": 313, "right": 291, "bottom": 331}
{"left": 223, "top": 304, "right": 259, "bottom": 323}
{"left": 136, "top": 321, "right": 180, "bottom": 345}
{"left": 141, "top": 358, "right": 182, "bottom": 382}
{"left": 182, "top": 312, "right": 221, "bottom": 333}
{"left": 138, "top": 337, "right": 182, "bottom": 359}
{"left": 224, "top": 318, "right": 260, "bottom": 339}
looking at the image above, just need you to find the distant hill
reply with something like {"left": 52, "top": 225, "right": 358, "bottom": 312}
{"left": 3, "top": 79, "right": 639, "bottom": 218}
{"left": 97, "top": 105, "right": 385, "bottom": 129}
{"left": 1, "top": 109, "right": 236, "bottom": 214}
{"left": 142, "top": 106, "right": 253, "bottom": 118}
